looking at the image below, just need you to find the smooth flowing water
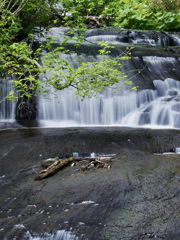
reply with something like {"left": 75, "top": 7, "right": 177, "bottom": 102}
{"left": 0, "top": 29, "right": 180, "bottom": 129}
{"left": 37, "top": 28, "right": 180, "bottom": 128}
{"left": 0, "top": 77, "right": 15, "bottom": 122}
{"left": 39, "top": 78, "right": 180, "bottom": 128}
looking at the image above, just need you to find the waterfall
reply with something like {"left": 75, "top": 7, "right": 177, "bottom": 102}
{"left": 1, "top": 28, "right": 180, "bottom": 128}
{"left": 26, "top": 229, "right": 79, "bottom": 240}
{"left": 0, "top": 77, "right": 15, "bottom": 121}
{"left": 38, "top": 78, "right": 180, "bottom": 128}
{"left": 38, "top": 28, "right": 180, "bottom": 128}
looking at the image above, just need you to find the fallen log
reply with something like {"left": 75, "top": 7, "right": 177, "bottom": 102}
{"left": 35, "top": 154, "right": 115, "bottom": 180}
{"left": 35, "top": 157, "right": 74, "bottom": 180}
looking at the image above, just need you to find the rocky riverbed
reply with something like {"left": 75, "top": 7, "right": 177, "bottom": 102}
{"left": 0, "top": 127, "right": 179, "bottom": 240}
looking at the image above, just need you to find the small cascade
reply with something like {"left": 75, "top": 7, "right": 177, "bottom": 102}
{"left": 175, "top": 147, "right": 180, "bottom": 153}
{"left": 121, "top": 78, "right": 180, "bottom": 128}
{"left": 27, "top": 230, "right": 79, "bottom": 240}
{"left": 38, "top": 78, "right": 180, "bottom": 128}
{"left": 0, "top": 77, "right": 15, "bottom": 121}
{"left": 154, "top": 146, "right": 180, "bottom": 155}
{"left": 85, "top": 29, "right": 180, "bottom": 46}
{"left": 142, "top": 56, "right": 179, "bottom": 79}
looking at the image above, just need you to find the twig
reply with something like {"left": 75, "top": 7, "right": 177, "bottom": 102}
{"left": 32, "top": 167, "right": 38, "bottom": 174}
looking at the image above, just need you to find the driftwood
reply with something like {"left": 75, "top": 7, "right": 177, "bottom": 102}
{"left": 79, "top": 158, "right": 111, "bottom": 172}
{"left": 35, "top": 157, "right": 74, "bottom": 180}
{"left": 35, "top": 154, "right": 116, "bottom": 180}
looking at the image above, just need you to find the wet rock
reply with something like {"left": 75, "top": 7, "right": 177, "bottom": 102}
{"left": 15, "top": 97, "right": 38, "bottom": 123}
{"left": 161, "top": 96, "right": 174, "bottom": 102}
{"left": 0, "top": 128, "right": 180, "bottom": 240}
{"left": 167, "top": 89, "right": 178, "bottom": 96}
{"left": 5, "top": 224, "right": 27, "bottom": 240}
{"left": 169, "top": 147, "right": 176, "bottom": 153}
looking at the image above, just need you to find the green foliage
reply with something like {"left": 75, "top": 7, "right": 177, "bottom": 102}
{"left": 0, "top": 4, "right": 43, "bottom": 102}
{"left": 41, "top": 41, "right": 132, "bottom": 98}
{"left": 0, "top": 0, "right": 134, "bottom": 103}
{"left": 60, "top": 0, "right": 180, "bottom": 31}
{"left": 150, "top": 0, "right": 180, "bottom": 12}
{"left": 1, "top": 37, "right": 42, "bottom": 101}
{"left": 1, "top": 0, "right": 60, "bottom": 37}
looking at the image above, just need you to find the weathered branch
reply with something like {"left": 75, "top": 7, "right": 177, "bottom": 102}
{"left": 13, "top": 2, "right": 27, "bottom": 16}
{"left": 26, "top": 57, "right": 42, "bottom": 69}
{"left": 7, "top": 0, "right": 16, "bottom": 11}
{"left": 11, "top": 0, "right": 28, "bottom": 16}
{"left": 0, "top": 92, "right": 12, "bottom": 104}
{"left": 0, "top": 0, "right": 7, "bottom": 9}
{"left": 79, "top": 158, "right": 111, "bottom": 172}
{"left": 35, "top": 157, "right": 74, "bottom": 180}
{"left": 85, "top": 15, "right": 114, "bottom": 22}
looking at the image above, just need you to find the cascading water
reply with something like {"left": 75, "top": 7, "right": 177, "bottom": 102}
{"left": 0, "top": 28, "right": 179, "bottom": 128}
{"left": 121, "top": 78, "right": 180, "bottom": 128}
{"left": 38, "top": 28, "right": 180, "bottom": 128}
{"left": 38, "top": 78, "right": 180, "bottom": 128}
{"left": 25, "top": 229, "right": 79, "bottom": 240}
{"left": 0, "top": 77, "right": 15, "bottom": 122}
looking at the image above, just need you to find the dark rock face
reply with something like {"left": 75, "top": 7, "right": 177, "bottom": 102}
{"left": 15, "top": 97, "right": 38, "bottom": 125}
{"left": 0, "top": 128, "right": 180, "bottom": 240}
{"left": 167, "top": 89, "right": 178, "bottom": 96}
